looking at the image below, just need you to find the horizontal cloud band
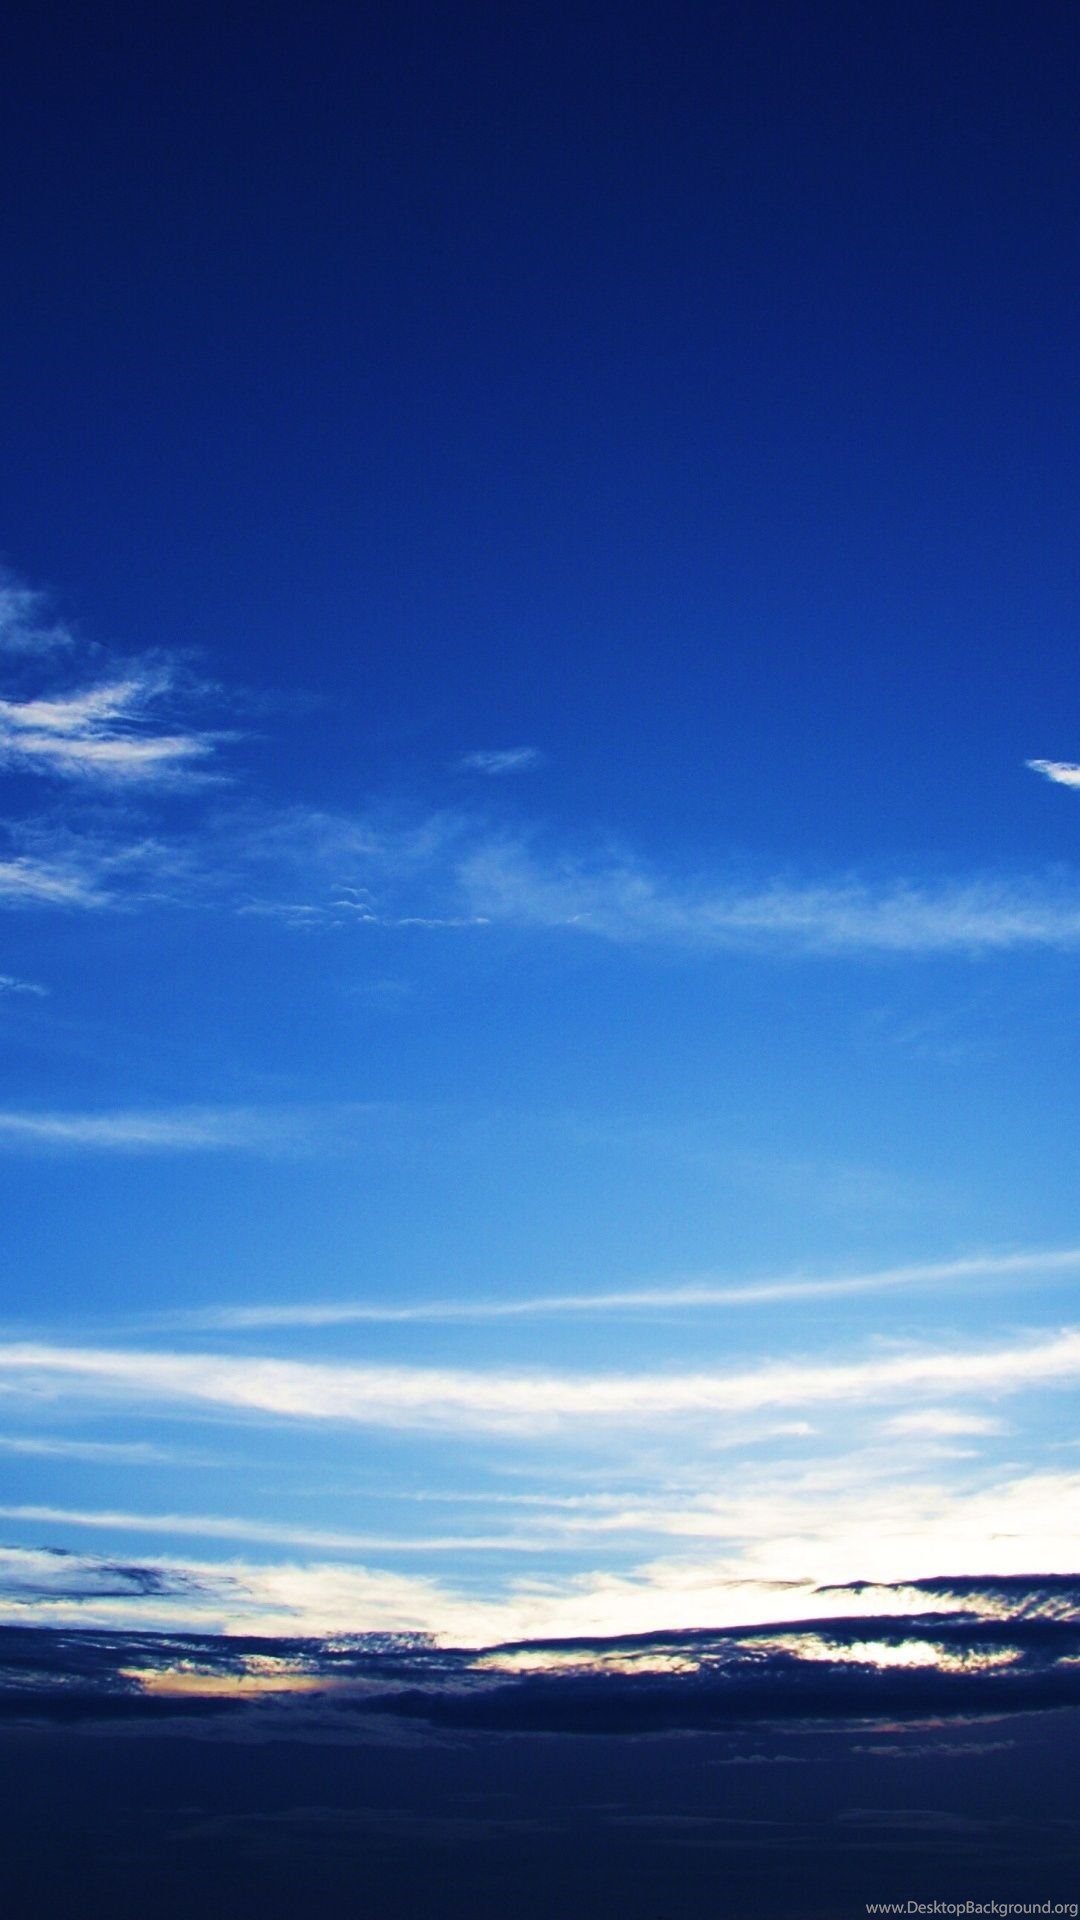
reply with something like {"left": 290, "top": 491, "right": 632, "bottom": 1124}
{"left": 187, "top": 1247, "right": 1080, "bottom": 1327}
{"left": 4, "top": 1327, "right": 1080, "bottom": 1433}
{"left": 461, "top": 842, "right": 1080, "bottom": 953}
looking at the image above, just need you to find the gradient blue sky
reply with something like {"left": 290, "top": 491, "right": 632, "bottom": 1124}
{"left": 3, "top": 0, "right": 1080, "bottom": 1643}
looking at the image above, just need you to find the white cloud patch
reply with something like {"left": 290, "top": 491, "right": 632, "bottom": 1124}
{"left": 0, "top": 671, "right": 219, "bottom": 784}
{"left": 3, "top": 1325, "right": 1080, "bottom": 1435}
{"left": 882, "top": 1410, "right": 1005, "bottom": 1438}
{"left": 0, "top": 567, "right": 232, "bottom": 798}
{"left": 458, "top": 747, "right": 543, "bottom": 775}
{"left": 1026, "top": 758, "right": 1080, "bottom": 789}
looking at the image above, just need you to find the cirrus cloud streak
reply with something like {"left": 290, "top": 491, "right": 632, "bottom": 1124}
{"left": 461, "top": 839, "right": 1080, "bottom": 954}
{"left": 3, "top": 1326, "right": 1080, "bottom": 1435}
{"left": 0, "top": 673, "right": 219, "bottom": 784}
{"left": 183, "top": 1247, "right": 1080, "bottom": 1329}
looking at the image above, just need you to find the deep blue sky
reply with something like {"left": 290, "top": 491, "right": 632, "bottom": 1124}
{"left": 1, "top": 0, "right": 1080, "bottom": 1643}
{"left": 4, "top": 0, "right": 1080, "bottom": 850}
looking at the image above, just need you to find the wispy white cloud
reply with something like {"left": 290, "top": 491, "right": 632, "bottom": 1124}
{"left": 0, "top": 1434, "right": 195, "bottom": 1464}
{"left": 0, "top": 972, "right": 46, "bottom": 996}
{"left": 0, "top": 1503, "right": 547, "bottom": 1555}
{"left": 0, "top": 853, "right": 106, "bottom": 906}
{"left": 519, "top": 1464, "right": 1080, "bottom": 1573}
{"left": 0, "top": 566, "right": 232, "bottom": 794}
{"left": 458, "top": 747, "right": 544, "bottom": 776}
{"left": 460, "top": 839, "right": 1080, "bottom": 954}
{"left": 3, "top": 1325, "right": 1080, "bottom": 1435}
{"left": 0, "top": 1106, "right": 304, "bottom": 1152}
{"left": 1026, "top": 758, "right": 1080, "bottom": 789}
{"left": 1, "top": 680, "right": 1079, "bottom": 960}
{"left": 4, "top": 565, "right": 1080, "bottom": 964}
{"left": 226, "top": 807, "right": 483, "bottom": 928}
{"left": 182, "top": 1247, "right": 1080, "bottom": 1329}
{"left": 0, "top": 672, "right": 219, "bottom": 784}
{"left": 0, "top": 570, "right": 74, "bottom": 654}
{"left": 238, "top": 883, "right": 490, "bottom": 933}
{"left": 230, "top": 810, "right": 1080, "bottom": 958}
{"left": 213, "top": 801, "right": 1080, "bottom": 958}
{"left": 0, "top": 816, "right": 222, "bottom": 914}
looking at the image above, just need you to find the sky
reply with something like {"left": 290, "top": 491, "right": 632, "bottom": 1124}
{"left": 3, "top": 0, "right": 1080, "bottom": 1666}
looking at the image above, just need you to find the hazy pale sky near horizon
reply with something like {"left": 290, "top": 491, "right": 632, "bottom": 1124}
{"left": 3, "top": 0, "right": 1080, "bottom": 1644}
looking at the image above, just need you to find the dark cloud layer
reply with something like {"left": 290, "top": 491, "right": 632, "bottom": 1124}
{"left": 5, "top": 1572, "right": 1080, "bottom": 1734}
